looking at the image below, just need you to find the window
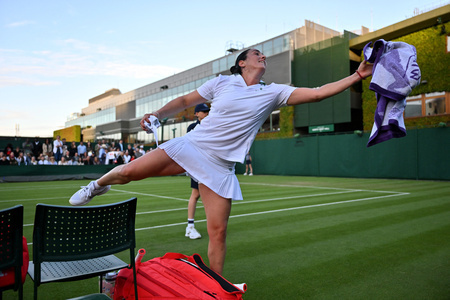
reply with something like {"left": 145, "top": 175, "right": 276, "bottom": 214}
{"left": 405, "top": 92, "right": 449, "bottom": 118}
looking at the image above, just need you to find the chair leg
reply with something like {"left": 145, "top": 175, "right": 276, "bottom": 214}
{"left": 99, "top": 274, "right": 103, "bottom": 294}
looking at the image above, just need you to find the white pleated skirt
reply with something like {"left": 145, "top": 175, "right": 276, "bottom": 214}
{"left": 159, "top": 137, "right": 243, "bottom": 201}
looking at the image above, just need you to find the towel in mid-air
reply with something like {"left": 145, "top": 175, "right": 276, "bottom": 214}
{"left": 363, "top": 39, "right": 421, "bottom": 147}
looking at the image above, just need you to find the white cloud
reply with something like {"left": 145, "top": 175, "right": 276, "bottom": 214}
{"left": 5, "top": 20, "right": 35, "bottom": 28}
{"left": 0, "top": 76, "right": 59, "bottom": 87}
{"left": 0, "top": 39, "right": 183, "bottom": 87}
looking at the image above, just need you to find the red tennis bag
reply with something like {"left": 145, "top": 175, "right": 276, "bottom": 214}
{"left": 114, "top": 252, "right": 246, "bottom": 300}
{"left": 0, "top": 236, "right": 29, "bottom": 288}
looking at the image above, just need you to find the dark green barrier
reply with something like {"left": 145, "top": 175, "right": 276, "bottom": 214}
{"left": 239, "top": 127, "right": 449, "bottom": 180}
{"left": 0, "top": 165, "right": 115, "bottom": 182}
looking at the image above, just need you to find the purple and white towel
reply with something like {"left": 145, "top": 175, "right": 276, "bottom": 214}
{"left": 363, "top": 39, "right": 421, "bottom": 147}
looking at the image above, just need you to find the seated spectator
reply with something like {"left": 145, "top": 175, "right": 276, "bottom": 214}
{"left": 30, "top": 156, "right": 38, "bottom": 165}
{"left": 48, "top": 157, "right": 57, "bottom": 165}
{"left": 82, "top": 152, "right": 90, "bottom": 165}
{"left": 115, "top": 151, "right": 124, "bottom": 165}
{"left": 88, "top": 151, "right": 96, "bottom": 165}
{"left": 72, "top": 152, "right": 80, "bottom": 163}
{"left": 92, "top": 156, "right": 101, "bottom": 165}
{"left": 38, "top": 155, "right": 45, "bottom": 165}
{"left": 123, "top": 150, "right": 131, "bottom": 164}
{"left": 16, "top": 152, "right": 27, "bottom": 166}
{"left": 58, "top": 157, "right": 69, "bottom": 165}
{"left": 9, "top": 153, "right": 18, "bottom": 165}
{"left": 76, "top": 156, "right": 84, "bottom": 165}
{"left": 0, "top": 154, "right": 9, "bottom": 165}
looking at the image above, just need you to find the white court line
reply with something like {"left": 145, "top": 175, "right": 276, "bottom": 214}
{"left": 24, "top": 188, "right": 409, "bottom": 244}
{"left": 110, "top": 188, "right": 188, "bottom": 202}
{"left": 134, "top": 192, "right": 409, "bottom": 231}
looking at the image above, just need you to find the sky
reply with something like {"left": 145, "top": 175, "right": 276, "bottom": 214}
{"left": 0, "top": 0, "right": 446, "bottom": 137}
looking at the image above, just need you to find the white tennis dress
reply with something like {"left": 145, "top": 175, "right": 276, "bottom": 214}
{"left": 159, "top": 74, "right": 296, "bottom": 200}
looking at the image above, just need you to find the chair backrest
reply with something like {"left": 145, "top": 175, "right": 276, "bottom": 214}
{"left": 33, "top": 198, "right": 137, "bottom": 263}
{"left": 0, "top": 205, "right": 24, "bottom": 294}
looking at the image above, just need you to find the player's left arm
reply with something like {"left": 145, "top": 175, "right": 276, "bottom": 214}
{"left": 287, "top": 61, "right": 372, "bottom": 106}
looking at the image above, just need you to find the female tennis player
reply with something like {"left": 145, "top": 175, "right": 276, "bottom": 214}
{"left": 70, "top": 48, "right": 373, "bottom": 274}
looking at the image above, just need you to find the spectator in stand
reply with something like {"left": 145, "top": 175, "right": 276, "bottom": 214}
{"left": 42, "top": 139, "right": 52, "bottom": 157}
{"left": 86, "top": 141, "right": 93, "bottom": 155}
{"left": 48, "top": 157, "right": 57, "bottom": 165}
{"left": 25, "top": 152, "right": 32, "bottom": 166}
{"left": 30, "top": 156, "right": 38, "bottom": 165}
{"left": 53, "top": 135, "right": 63, "bottom": 162}
{"left": 126, "top": 144, "right": 134, "bottom": 158}
{"left": 13, "top": 146, "right": 21, "bottom": 158}
{"left": 81, "top": 152, "right": 90, "bottom": 165}
{"left": 4, "top": 143, "right": 13, "bottom": 156}
{"left": 69, "top": 141, "right": 77, "bottom": 159}
{"left": 77, "top": 141, "right": 87, "bottom": 157}
{"left": 32, "top": 138, "right": 42, "bottom": 158}
{"left": 16, "top": 152, "right": 27, "bottom": 166}
{"left": 61, "top": 138, "right": 69, "bottom": 158}
{"left": 105, "top": 148, "right": 116, "bottom": 165}
{"left": 115, "top": 151, "right": 124, "bottom": 165}
{"left": 0, "top": 154, "right": 9, "bottom": 165}
{"left": 99, "top": 144, "right": 107, "bottom": 164}
{"left": 94, "top": 140, "right": 101, "bottom": 156}
{"left": 110, "top": 141, "right": 117, "bottom": 151}
{"left": 22, "top": 139, "right": 33, "bottom": 156}
{"left": 92, "top": 156, "right": 101, "bottom": 165}
{"left": 118, "top": 139, "right": 124, "bottom": 152}
{"left": 138, "top": 145, "right": 145, "bottom": 157}
{"left": 9, "top": 153, "right": 18, "bottom": 165}
{"left": 38, "top": 155, "right": 47, "bottom": 165}
{"left": 88, "top": 151, "right": 96, "bottom": 165}
{"left": 72, "top": 152, "right": 80, "bottom": 163}
{"left": 123, "top": 150, "right": 131, "bottom": 164}
{"left": 58, "top": 157, "right": 69, "bottom": 165}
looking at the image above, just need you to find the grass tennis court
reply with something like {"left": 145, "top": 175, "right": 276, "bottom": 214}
{"left": 1, "top": 175, "right": 449, "bottom": 299}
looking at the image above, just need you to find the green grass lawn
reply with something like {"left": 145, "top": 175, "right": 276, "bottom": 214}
{"left": 1, "top": 175, "right": 449, "bottom": 299}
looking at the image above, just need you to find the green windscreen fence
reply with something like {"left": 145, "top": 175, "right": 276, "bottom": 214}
{"left": 237, "top": 128, "right": 449, "bottom": 181}
{"left": 292, "top": 34, "right": 351, "bottom": 127}
{"left": 2, "top": 129, "right": 448, "bottom": 182}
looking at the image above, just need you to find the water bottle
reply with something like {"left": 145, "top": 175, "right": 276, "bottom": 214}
{"left": 101, "top": 271, "right": 118, "bottom": 299}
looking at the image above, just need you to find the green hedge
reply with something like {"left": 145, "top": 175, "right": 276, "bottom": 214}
{"left": 362, "top": 22, "right": 450, "bottom": 130}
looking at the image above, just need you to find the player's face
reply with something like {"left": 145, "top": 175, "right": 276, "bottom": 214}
{"left": 239, "top": 49, "right": 266, "bottom": 71}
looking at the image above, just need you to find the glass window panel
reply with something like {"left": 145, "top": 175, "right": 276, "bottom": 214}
{"left": 426, "top": 97, "right": 445, "bottom": 116}
{"left": 405, "top": 100, "right": 422, "bottom": 118}
{"left": 212, "top": 60, "right": 219, "bottom": 73}
{"left": 227, "top": 54, "right": 235, "bottom": 70}
{"left": 273, "top": 37, "right": 283, "bottom": 54}
{"left": 263, "top": 41, "right": 273, "bottom": 56}
{"left": 219, "top": 57, "right": 227, "bottom": 72}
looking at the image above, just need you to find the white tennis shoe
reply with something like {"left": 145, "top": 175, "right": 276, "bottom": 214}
{"left": 185, "top": 227, "right": 202, "bottom": 239}
{"left": 69, "top": 181, "right": 111, "bottom": 206}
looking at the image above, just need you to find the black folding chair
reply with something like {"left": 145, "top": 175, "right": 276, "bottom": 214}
{"left": 28, "top": 198, "right": 139, "bottom": 300}
{"left": 0, "top": 205, "right": 24, "bottom": 300}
